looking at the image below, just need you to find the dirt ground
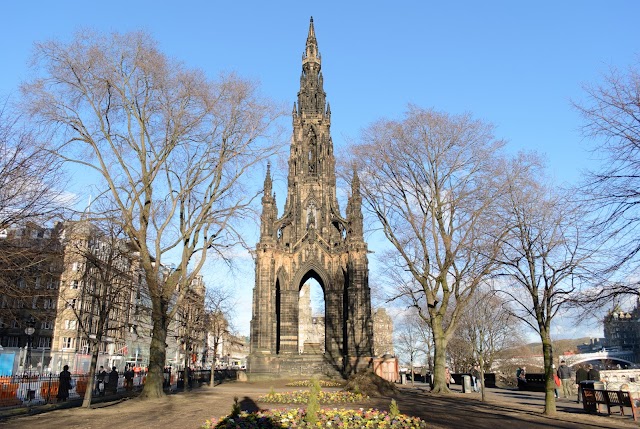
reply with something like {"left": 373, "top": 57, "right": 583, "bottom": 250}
{"left": 0, "top": 380, "right": 637, "bottom": 429}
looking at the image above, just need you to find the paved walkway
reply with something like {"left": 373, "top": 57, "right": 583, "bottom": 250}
{"left": 0, "top": 380, "right": 637, "bottom": 429}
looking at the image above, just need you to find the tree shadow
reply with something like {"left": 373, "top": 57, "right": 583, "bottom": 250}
{"left": 239, "top": 396, "right": 260, "bottom": 413}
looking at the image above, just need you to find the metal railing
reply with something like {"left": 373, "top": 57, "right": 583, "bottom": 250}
{"left": 0, "top": 369, "right": 216, "bottom": 413}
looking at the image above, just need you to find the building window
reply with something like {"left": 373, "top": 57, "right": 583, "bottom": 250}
{"left": 35, "top": 277, "right": 41, "bottom": 289}
{"left": 64, "top": 320, "right": 77, "bottom": 330}
{"left": 32, "top": 297, "right": 38, "bottom": 309}
{"left": 10, "top": 319, "right": 19, "bottom": 328}
{"left": 60, "top": 337, "right": 75, "bottom": 349}
{"left": 71, "top": 280, "right": 79, "bottom": 289}
{"left": 41, "top": 320, "right": 53, "bottom": 330}
{"left": 4, "top": 336, "right": 20, "bottom": 347}
{"left": 37, "top": 337, "right": 51, "bottom": 349}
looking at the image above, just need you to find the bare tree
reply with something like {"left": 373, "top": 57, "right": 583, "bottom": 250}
{"left": 493, "top": 155, "right": 589, "bottom": 415}
{"left": 0, "top": 100, "right": 66, "bottom": 229}
{"left": 172, "top": 276, "right": 206, "bottom": 388}
{"left": 59, "top": 220, "right": 140, "bottom": 407}
{"left": 395, "top": 313, "right": 425, "bottom": 386}
{"left": 203, "top": 286, "right": 234, "bottom": 370}
{"left": 21, "top": 30, "right": 283, "bottom": 398}
{"left": 450, "top": 286, "right": 521, "bottom": 401}
{"left": 575, "top": 60, "right": 640, "bottom": 294}
{"left": 348, "top": 106, "right": 508, "bottom": 393}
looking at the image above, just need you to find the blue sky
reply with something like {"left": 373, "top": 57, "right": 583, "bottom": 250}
{"left": 3, "top": 1, "right": 639, "bottom": 341}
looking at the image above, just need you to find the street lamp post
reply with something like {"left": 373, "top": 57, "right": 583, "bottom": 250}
{"left": 24, "top": 325, "right": 35, "bottom": 371}
{"left": 24, "top": 323, "right": 35, "bottom": 402}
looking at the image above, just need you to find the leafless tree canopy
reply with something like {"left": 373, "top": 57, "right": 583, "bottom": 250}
{"left": 21, "top": 30, "right": 283, "bottom": 398}
{"left": 0, "top": 101, "right": 65, "bottom": 229}
{"left": 493, "top": 155, "right": 589, "bottom": 415}
{"left": 347, "top": 105, "right": 508, "bottom": 392}
{"left": 575, "top": 61, "right": 640, "bottom": 281}
{"left": 449, "top": 286, "right": 520, "bottom": 373}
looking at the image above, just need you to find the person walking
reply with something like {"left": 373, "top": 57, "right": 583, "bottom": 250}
{"left": 575, "top": 364, "right": 588, "bottom": 403}
{"left": 557, "top": 360, "right": 572, "bottom": 398}
{"left": 57, "top": 365, "right": 72, "bottom": 402}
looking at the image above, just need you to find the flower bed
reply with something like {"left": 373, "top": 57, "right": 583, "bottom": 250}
{"left": 286, "top": 379, "right": 344, "bottom": 388}
{"left": 203, "top": 408, "right": 428, "bottom": 429}
{"left": 259, "top": 390, "right": 366, "bottom": 404}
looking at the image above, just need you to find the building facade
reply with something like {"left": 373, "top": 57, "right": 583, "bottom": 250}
{"left": 249, "top": 18, "right": 374, "bottom": 377}
{"left": 603, "top": 303, "right": 640, "bottom": 362}
{"left": 0, "top": 223, "right": 63, "bottom": 375}
{"left": 0, "top": 220, "right": 208, "bottom": 375}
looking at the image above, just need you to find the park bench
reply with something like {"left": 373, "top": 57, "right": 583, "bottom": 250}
{"left": 582, "top": 388, "right": 638, "bottom": 421}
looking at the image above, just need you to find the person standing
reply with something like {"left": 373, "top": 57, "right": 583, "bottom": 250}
{"left": 107, "top": 366, "right": 119, "bottom": 395}
{"left": 445, "top": 367, "right": 451, "bottom": 388}
{"left": 57, "top": 365, "right": 72, "bottom": 402}
{"left": 575, "top": 364, "right": 589, "bottom": 403}
{"left": 517, "top": 366, "right": 527, "bottom": 389}
{"left": 124, "top": 364, "right": 134, "bottom": 391}
{"left": 587, "top": 364, "right": 600, "bottom": 382}
{"left": 471, "top": 365, "right": 480, "bottom": 392}
{"left": 557, "top": 360, "right": 572, "bottom": 398}
{"left": 96, "top": 365, "right": 107, "bottom": 396}
{"left": 552, "top": 364, "right": 560, "bottom": 398}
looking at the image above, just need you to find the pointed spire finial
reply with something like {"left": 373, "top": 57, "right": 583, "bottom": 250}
{"left": 308, "top": 16, "right": 315, "bottom": 38}
{"left": 304, "top": 16, "right": 320, "bottom": 65}
{"left": 264, "top": 162, "right": 273, "bottom": 195}
{"left": 352, "top": 166, "right": 360, "bottom": 192}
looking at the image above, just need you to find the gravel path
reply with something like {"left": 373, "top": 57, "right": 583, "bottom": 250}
{"left": 0, "top": 381, "right": 637, "bottom": 429}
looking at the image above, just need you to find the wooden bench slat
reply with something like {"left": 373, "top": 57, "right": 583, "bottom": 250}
{"left": 582, "top": 388, "right": 638, "bottom": 421}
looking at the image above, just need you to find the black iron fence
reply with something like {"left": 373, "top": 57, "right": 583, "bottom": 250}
{"left": 0, "top": 369, "right": 214, "bottom": 412}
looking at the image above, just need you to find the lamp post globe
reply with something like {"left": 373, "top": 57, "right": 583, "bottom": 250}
{"left": 24, "top": 326, "right": 35, "bottom": 371}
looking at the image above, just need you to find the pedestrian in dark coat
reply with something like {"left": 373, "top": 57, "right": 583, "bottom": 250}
{"left": 587, "top": 365, "right": 600, "bottom": 382}
{"left": 107, "top": 366, "right": 119, "bottom": 394}
{"left": 57, "top": 365, "right": 72, "bottom": 401}
{"left": 575, "top": 364, "right": 589, "bottom": 403}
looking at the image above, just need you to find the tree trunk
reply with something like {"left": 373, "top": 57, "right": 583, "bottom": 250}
{"left": 410, "top": 357, "right": 415, "bottom": 386}
{"left": 479, "top": 353, "right": 486, "bottom": 402}
{"left": 541, "top": 330, "right": 557, "bottom": 415}
{"left": 184, "top": 342, "right": 191, "bottom": 390}
{"left": 82, "top": 349, "right": 99, "bottom": 408}
{"left": 431, "top": 323, "right": 449, "bottom": 393}
{"left": 139, "top": 316, "right": 168, "bottom": 399}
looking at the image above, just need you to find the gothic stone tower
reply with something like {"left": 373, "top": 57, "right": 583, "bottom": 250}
{"left": 249, "top": 18, "right": 373, "bottom": 378}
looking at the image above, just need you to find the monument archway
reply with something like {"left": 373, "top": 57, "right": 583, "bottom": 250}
{"left": 297, "top": 274, "right": 325, "bottom": 354}
{"left": 248, "top": 18, "right": 373, "bottom": 378}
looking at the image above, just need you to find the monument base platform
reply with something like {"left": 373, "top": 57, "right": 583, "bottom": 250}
{"left": 247, "top": 353, "right": 373, "bottom": 381}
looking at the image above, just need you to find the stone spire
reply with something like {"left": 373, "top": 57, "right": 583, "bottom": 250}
{"left": 347, "top": 167, "right": 364, "bottom": 241}
{"left": 260, "top": 162, "right": 276, "bottom": 242}
{"left": 297, "top": 16, "right": 326, "bottom": 116}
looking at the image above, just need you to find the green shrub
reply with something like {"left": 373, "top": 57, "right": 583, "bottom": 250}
{"left": 390, "top": 398, "right": 400, "bottom": 418}
{"left": 230, "top": 396, "right": 240, "bottom": 418}
{"left": 305, "top": 377, "right": 321, "bottom": 424}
